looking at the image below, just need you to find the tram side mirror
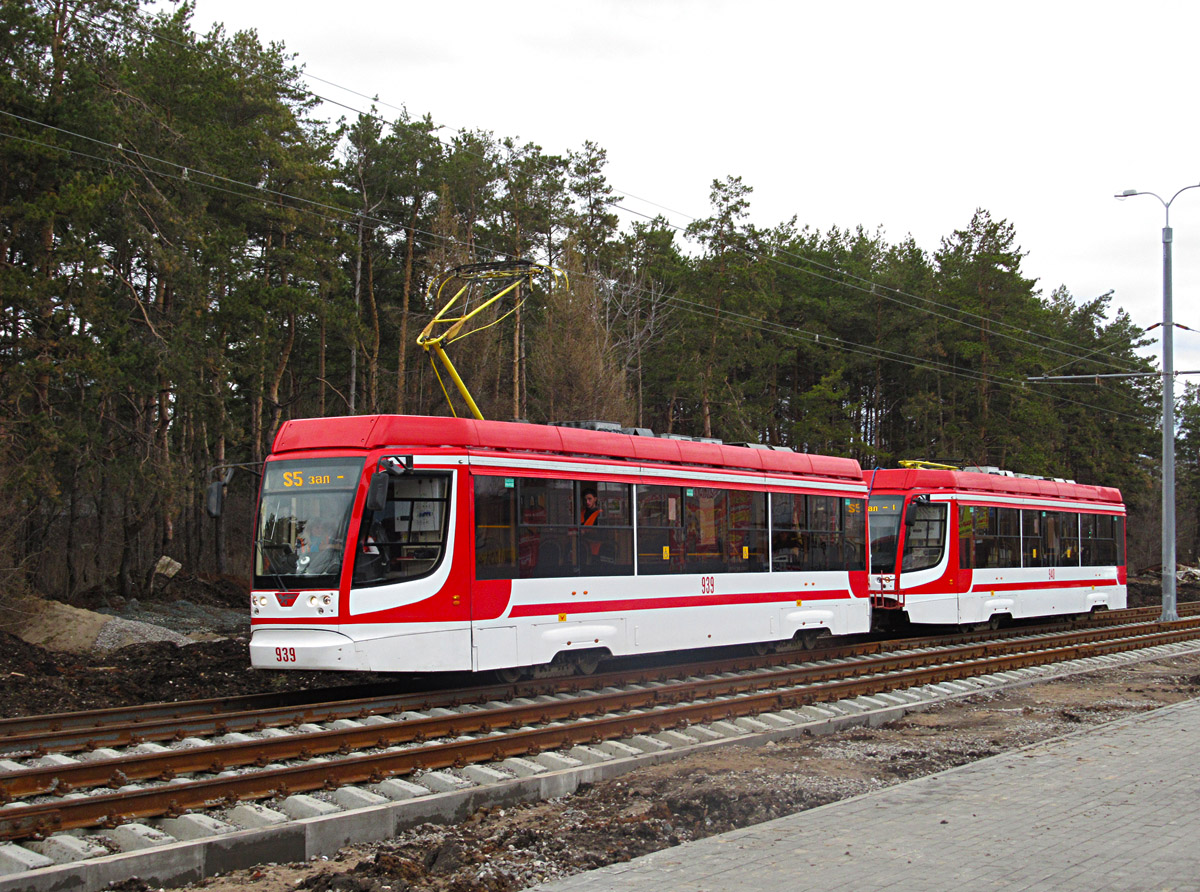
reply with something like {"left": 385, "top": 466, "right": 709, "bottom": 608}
{"left": 366, "top": 456, "right": 411, "bottom": 512}
{"left": 903, "top": 495, "right": 930, "bottom": 528}
{"left": 365, "top": 472, "right": 390, "bottom": 512}
{"left": 205, "top": 481, "right": 224, "bottom": 518}
{"left": 204, "top": 468, "right": 236, "bottom": 518}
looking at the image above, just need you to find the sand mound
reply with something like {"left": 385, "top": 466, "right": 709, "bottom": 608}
{"left": 4, "top": 597, "right": 189, "bottom": 654}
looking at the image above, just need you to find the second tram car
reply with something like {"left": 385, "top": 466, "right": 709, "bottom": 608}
{"left": 250, "top": 415, "right": 871, "bottom": 674}
{"left": 865, "top": 466, "right": 1126, "bottom": 628}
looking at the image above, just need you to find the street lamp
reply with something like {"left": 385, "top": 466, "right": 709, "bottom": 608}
{"left": 1115, "top": 183, "right": 1200, "bottom": 622}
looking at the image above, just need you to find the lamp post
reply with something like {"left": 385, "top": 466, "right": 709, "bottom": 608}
{"left": 1115, "top": 183, "right": 1200, "bottom": 622}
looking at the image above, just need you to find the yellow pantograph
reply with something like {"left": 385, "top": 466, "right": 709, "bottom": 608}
{"left": 897, "top": 460, "right": 961, "bottom": 470}
{"left": 417, "top": 260, "right": 567, "bottom": 420}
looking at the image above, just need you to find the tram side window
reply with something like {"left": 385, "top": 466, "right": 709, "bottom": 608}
{"left": 722, "top": 488, "right": 769, "bottom": 573}
{"left": 809, "top": 496, "right": 843, "bottom": 570}
{"left": 1097, "top": 514, "right": 1118, "bottom": 566}
{"left": 900, "top": 501, "right": 947, "bottom": 572}
{"left": 1023, "top": 510, "right": 1079, "bottom": 567}
{"left": 771, "top": 493, "right": 806, "bottom": 571}
{"left": 683, "top": 487, "right": 727, "bottom": 574}
{"left": 578, "top": 481, "right": 635, "bottom": 576}
{"left": 517, "top": 478, "right": 576, "bottom": 578}
{"left": 1116, "top": 516, "right": 1126, "bottom": 566}
{"left": 1058, "top": 512, "right": 1081, "bottom": 566}
{"left": 1021, "top": 510, "right": 1042, "bottom": 567}
{"left": 474, "top": 476, "right": 517, "bottom": 580}
{"left": 689, "top": 487, "right": 769, "bottom": 573}
{"left": 1082, "top": 513, "right": 1119, "bottom": 566}
{"left": 474, "top": 477, "right": 635, "bottom": 579}
{"left": 963, "top": 506, "right": 1021, "bottom": 569}
{"left": 771, "top": 494, "right": 864, "bottom": 572}
{"left": 354, "top": 473, "right": 450, "bottom": 586}
{"left": 637, "top": 485, "right": 686, "bottom": 575}
{"left": 959, "top": 505, "right": 977, "bottom": 569}
{"left": 638, "top": 485, "right": 767, "bottom": 575}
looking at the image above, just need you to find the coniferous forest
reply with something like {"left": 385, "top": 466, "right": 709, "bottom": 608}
{"left": 5, "top": 1, "right": 1199, "bottom": 602}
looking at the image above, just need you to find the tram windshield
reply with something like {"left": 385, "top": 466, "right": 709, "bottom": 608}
{"left": 254, "top": 458, "right": 364, "bottom": 589}
{"left": 868, "top": 496, "right": 903, "bottom": 574}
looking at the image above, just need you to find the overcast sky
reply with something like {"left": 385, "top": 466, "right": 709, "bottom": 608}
{"left": 184, "top": 0, "right": 1200, "bottom": 376}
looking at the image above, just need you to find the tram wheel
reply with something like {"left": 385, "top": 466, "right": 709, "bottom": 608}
{"left": 799, "top": 630, "right": 822, "bottom": 650}
{"left": 572, "top": 652, "right": 602, "bottom": 676}
{"left": 495, "top": 666, "right": 524, "bottom": 684}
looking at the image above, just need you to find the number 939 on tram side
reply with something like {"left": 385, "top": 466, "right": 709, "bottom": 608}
{"left": 249, "top": 414, "right": 872, "bottom": 675}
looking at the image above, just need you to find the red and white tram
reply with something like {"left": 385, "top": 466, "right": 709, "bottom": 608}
{"left": 250, "top": 415, "right": 871, "bottom": 673}
{"left": 865, "top": 466, "right": 1127, "bottom": 628}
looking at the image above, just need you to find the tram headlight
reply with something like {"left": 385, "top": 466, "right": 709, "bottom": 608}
{"left": 256, "top": 595, "right": 268, "bottom": 607}
{"left": 308, "top": 595, "right": 318, "bottom": 606}
{"left": 322, "top": 595, "right": 332, "bottom": 605}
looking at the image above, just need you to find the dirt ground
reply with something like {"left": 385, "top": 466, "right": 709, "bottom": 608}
{"left": 0, "top": 576, "right": 1196, "bottom": 892}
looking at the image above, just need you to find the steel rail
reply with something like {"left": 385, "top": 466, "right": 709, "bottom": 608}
{"left": 1, "top": 618, "right": 1187, "bottom": 797}
{"left": 1, "top": 604, "right": 1180, "bottom": 757}
{"left": 2, "top": 621, "right": 1198, "bottom": 839}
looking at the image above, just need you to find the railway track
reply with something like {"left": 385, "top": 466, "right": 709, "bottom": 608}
{"left": 3, "top": 608, "right": 1200, "bottom": 845}
{"left": 0, "top": 603, "right": 1182, "bottom": 758}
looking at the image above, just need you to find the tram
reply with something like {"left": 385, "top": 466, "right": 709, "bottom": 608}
{"left": 865, "top": 466, "right": 1126, "bottom": 628}
{"left": 249, "top": 414, "right": 871, "bottom": 674}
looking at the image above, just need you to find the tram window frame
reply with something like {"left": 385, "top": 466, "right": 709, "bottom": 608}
{"left": 683, "top": 487, "right": 726, "bottom": 574}
{"left": 843, "top": 498, "right": 867, "bottom": 572}
{"left": 771, "top": 493, "right": 865, "bottom": 573}
{"left": 577, "top": 480, "right": 635, "bottom": 576}
{"left": 516, "top": 477, "right": 576, "bottom": 578}
{"left": 726, "top": 488, "right": 770, "bottom": 573}
{"left": 636, "top": 485, "right": 686, "bottom": 575}
{"left": 353, "top": 470, "right": 452, "bottom": 587}
{"left": 991, "top": 507, "right": 1022, "bottom": 569}
{"left": 1082, "top": 513, "right": 1119, "bottom": 567}
{"left": 473, "top": 475, "right": 517, "bottom": 580}
{"left": 900, "top": 500, "right": 947, "bottom": 573}
{"left": 1057, "top": 512, "right": 1081, "bottom": 566}
{"left": 960, "top": 505, "right": 1020, "bottom": 570}
{"left": 1023, "top": 510, "right": 1081, "bottom": 568}
{"left": 473, "top": 476, "right": 635, "bottom": 579}
{"left": 959, "top": 505, "right": 977, "bottom": 569}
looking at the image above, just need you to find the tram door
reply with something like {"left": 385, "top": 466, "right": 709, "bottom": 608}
{"left": 867, "top": 496, "right": 904, "bottom": 610}
{"left": 898, "top": 498, "right": 953, "bottom": 624}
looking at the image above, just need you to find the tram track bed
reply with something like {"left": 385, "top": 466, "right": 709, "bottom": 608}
{"left": 3, "top": 611, "right": 1200, "bottom": 892}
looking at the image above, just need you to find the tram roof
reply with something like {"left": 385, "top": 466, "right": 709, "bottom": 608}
{"left": 864, "top": 467, "right": 1123, "bottom": 506}
{"left": 271, "top": 415, "right": 864, "bottom": 483}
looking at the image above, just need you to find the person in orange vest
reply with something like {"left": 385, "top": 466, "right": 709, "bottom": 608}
{"left": 581, "top": 490, "right": 601, "bottom": 526}
{"left": 580, "top": 489, "right": 603, "bottom": 567}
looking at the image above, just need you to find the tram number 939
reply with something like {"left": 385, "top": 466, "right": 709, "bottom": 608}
{"left": 701, "top": 576, "right": 716, "bottom": 595}
{"left": 275, "top": 647, "right": 298, "bottom": 663}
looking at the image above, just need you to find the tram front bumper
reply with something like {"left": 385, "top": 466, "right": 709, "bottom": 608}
{"left": 249, "top": 628, "right": 366, "bottom": 671}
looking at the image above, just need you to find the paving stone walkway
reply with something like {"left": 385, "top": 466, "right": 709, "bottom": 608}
{"left": 533, "top": 698, "right": 1200, "bottom": 891}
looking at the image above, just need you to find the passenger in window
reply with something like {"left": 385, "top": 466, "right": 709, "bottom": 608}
{"left": 580, "top": 488, "right": 603, "bottom": 568}
{"left": 581, "top": 490, "right": 601, "bottom": 525}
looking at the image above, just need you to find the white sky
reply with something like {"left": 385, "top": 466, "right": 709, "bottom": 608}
{"left": 184, "top": 0, "right": 1200, "bottom": 377}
